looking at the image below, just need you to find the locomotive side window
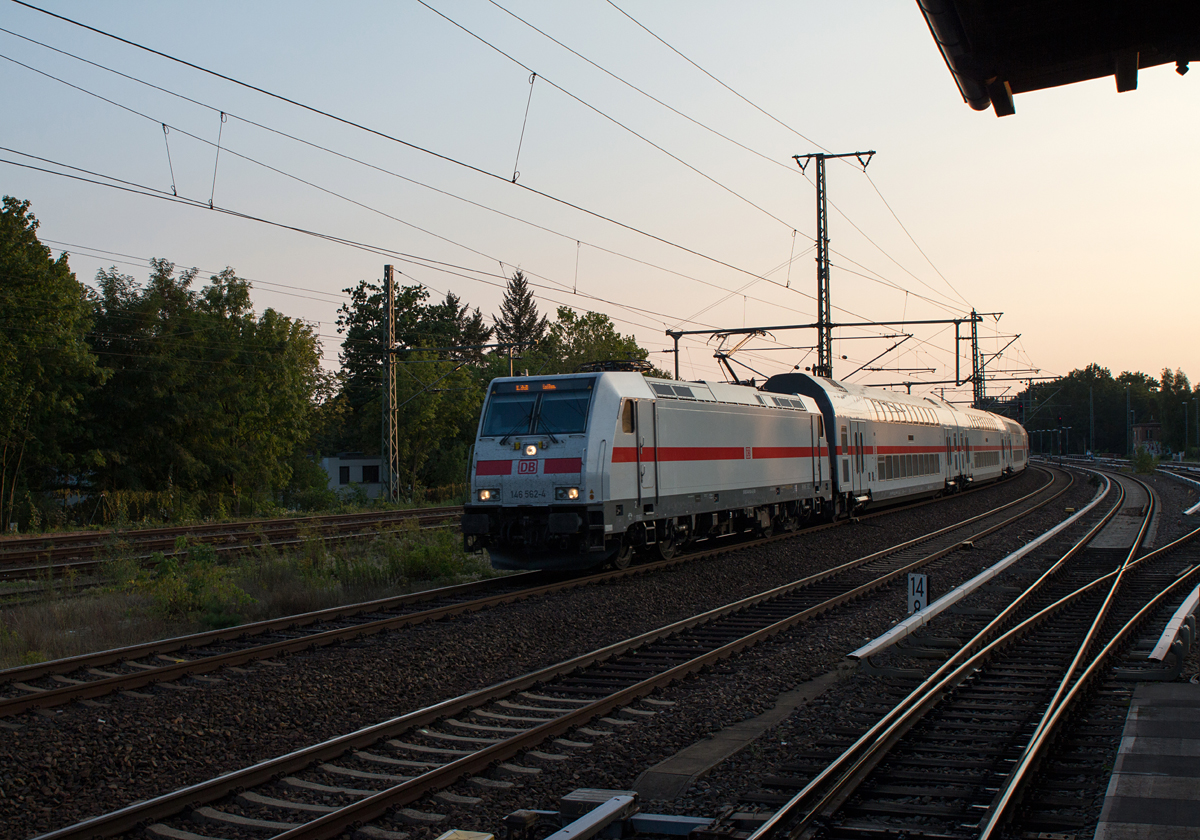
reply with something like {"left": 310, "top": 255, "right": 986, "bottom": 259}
{"left": 621, "top": 399, "right": 634, "bottom": 433}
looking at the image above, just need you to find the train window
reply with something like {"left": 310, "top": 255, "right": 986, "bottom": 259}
{"left": 481, "top": 393, "right": 536, "bottom": 437}
{"left": 537, "top": 390, "right": 592, "bottom": 435}
{"left": 840, "top": 427, "right": 848, "bottom": 453}
{"left": 817, "top": 416, "right": 824, "bottom": 439}
{"left": 621, "top": 400, "right": 634, "bottom": 434}
{"left": 842, "top": 460, "right": 849, "bottom": 483}
{"left": 878, "top": 456, "right": 886, "bottom": 479}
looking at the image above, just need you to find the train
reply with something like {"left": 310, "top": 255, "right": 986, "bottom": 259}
{"left": 460, "top": 369, "right": 1028, "bottom": 571}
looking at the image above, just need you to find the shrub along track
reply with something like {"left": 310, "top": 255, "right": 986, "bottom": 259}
{"left": 2, "top": 468, "right": 1085, "bottom": 840}
{"left": 0, "top": 506, "right": 466, "bottom": 580}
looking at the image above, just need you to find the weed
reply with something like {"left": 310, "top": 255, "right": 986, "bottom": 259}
{"left": 1131, "top": 446, "right": 1158, "bottom": 474}
{"left": 0, "top": 522, "right": 499, "bottom": 667}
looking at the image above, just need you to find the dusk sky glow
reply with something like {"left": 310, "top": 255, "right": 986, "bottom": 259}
{"left": 3, "top": 1, "right": 1196, "bottom": 400}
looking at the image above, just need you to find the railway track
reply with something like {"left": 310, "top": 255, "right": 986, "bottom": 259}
{"left": 0, "top": 506, "right": 465, "bottom": 580}
{"left": 0, "top": 471, "right": 1059, "bottom": 719}
{"left": 28, "top": 469, "right": 1076, "bottom": 840}
{"left": 722, "top": 469, "right": 1200, "bottom": 840}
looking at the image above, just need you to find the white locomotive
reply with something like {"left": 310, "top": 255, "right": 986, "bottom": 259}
{"left": 461, "top": 370, "right": 1027, "bottom": 570}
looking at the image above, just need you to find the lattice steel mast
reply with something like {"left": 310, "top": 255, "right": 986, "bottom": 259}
{"left": 382, "top": 264, "right": 400, "bottom": 502}
{"left": 793, "top": 150, "right": 874, "bottom": 378}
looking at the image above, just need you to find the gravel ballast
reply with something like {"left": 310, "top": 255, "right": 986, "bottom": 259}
{"left": 1, "top": 467, "right": 1125, "bottom": 839}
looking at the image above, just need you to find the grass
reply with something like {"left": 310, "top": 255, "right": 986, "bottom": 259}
{"left": 0, "top": 524, "right": 498, "bottom": 670}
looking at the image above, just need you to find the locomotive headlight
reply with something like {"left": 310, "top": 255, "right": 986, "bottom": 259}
{"left": 555, "top": 486, "right": 580, "bottom": 501}
{"left": 478, "top": 488, "right": 499, "bottom": 501}
{"left": 524, "top": 444, "right": 538, "bottom": 456}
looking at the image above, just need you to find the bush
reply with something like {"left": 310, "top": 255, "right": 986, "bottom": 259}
{"left": 1131, "top": 446, "right": 1158, "bottom": 474}
{"left": 129, "top": 540, "right": 254, "bottom": 624}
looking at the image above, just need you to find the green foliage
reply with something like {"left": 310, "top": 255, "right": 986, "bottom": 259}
{"left": 281, "top": 455, "right": 339, "bottom": 511}
{"left": 85, "top": 261, "right": 325, "bottom": 509}
{"left": 0, "top": 617, "right": 48, "bottom": 666}
{"left": 330, "top": 276, "right": 491, "bottom": 495}
{"left": 123, "top": 542, "right": 254, "bottom": 624}
{"left": 328, "top": 520, "right": 489, "bottom": 588}
{"left": 519, "top": 305, "right": 670, "bottom": 377}
{"left": 1131, "top": 446, "right": 1158, "bottom": 474}
{"left": 493, "top": 269, "right": 546, "bottom": 353}
{"left": 1020, "top": 364, "right": 1197, "bottom": 457}
{"left": 0, "top": 197, "right": 104, "bottom": 531}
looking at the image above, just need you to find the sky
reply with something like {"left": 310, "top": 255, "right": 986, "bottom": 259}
{"left": 2, "top": 1, "right": 1197, "bottom": 403}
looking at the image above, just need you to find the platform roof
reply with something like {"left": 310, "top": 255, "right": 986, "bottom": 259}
{"left": 917, "top": 0, "right": 1200, "bottom": 115}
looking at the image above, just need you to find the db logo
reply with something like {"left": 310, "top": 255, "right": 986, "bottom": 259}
{"left": 518, "top": 459, "right": 538, "bottom": 475}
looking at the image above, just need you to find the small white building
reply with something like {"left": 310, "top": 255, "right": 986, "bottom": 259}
{"left": 320, "top": 453, "right": 385, "bottom": 499}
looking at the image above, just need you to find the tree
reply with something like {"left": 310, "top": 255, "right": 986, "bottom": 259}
{"left": 1157, "top": 368, "right": 1192, "bottom": 452}
{"left": 331, "top": 277, "right": 491, "bottom": 491}
{"left": 493, "top": 270, "right": 547, "bottom": 354}
{"left": 422, "top": 291, "right": 493, "bottom": 362}
{"left": 0, "top": 197, "right": 103, "bottom": 530}
{"left": 86, "top": 261, "right": 324, "bottom": 509}
{"left": 536, "top": 307, "right": 668, "bottom": 375}
{"left": 335, "top": 278, "right": 428, "bottom": 416}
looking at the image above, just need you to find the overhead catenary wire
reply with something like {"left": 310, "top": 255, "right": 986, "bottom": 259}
{"left": 0, "top": 156, "right": 800, "bottom": 373}
{"left": 7, "top": 0, "right": 803, "bottom": 258}
{"left": 0, "top": 25, "right": 816, "bottom": 318}
{"left": 1, "top": 43, "right": 879, "bottom": 356}
{"left": 0, "top": 23, "right": 833, "bottom": 328}
{"left": 0, "top": 12, "right": 964, "bottom": 357}
{"left": 9, "top": 170, "right": 908, "bottom": 381}
{"left": 602, "top": 0, "right": 974, "bottom": 311}
{"left": 413, "top": 0, "right": 797, "bottom": 229}
{"left": 485, "top": 0, "right": 805, "bottom": 179}
{"left": 1, "top": 4, "right": 1006, "bottom": 387}
{"left": 0, "top": 18, "right": 966, "bottom": 324}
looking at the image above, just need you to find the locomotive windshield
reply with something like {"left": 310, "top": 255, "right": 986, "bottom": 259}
{"left": 481, "top": 378, "right": 595, "bottom": 438}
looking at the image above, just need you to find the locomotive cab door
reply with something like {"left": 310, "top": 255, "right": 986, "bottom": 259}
{"left": 635, "top": 399, "right": 657, "bottom": 506}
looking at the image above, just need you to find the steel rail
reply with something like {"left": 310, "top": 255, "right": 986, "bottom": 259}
{"left": 221, "top": 466, "right": 1078, "bottom": 840}
{"left": 744, "top": 471, "right": 1123, "bottom": 840}
{"left": 0, "top": 505, "right": 465, "bottom": 552}
{"left": 0, "top": 466, "right": 1039, "bottom": 577}
{"left": 30, "top": 472, "right": 1067, "bottom": 840}
{"left": 0, "top": 506, "right": 464, "bottom": 575}
{"left": 0, "top": 572, "right": 540, "bottom": 682}
{"left": 977, "top": 474, "right": 1158, "bottom": 838}
{"left": 1, "top": 470, "right": 1057, "bottom": 715}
